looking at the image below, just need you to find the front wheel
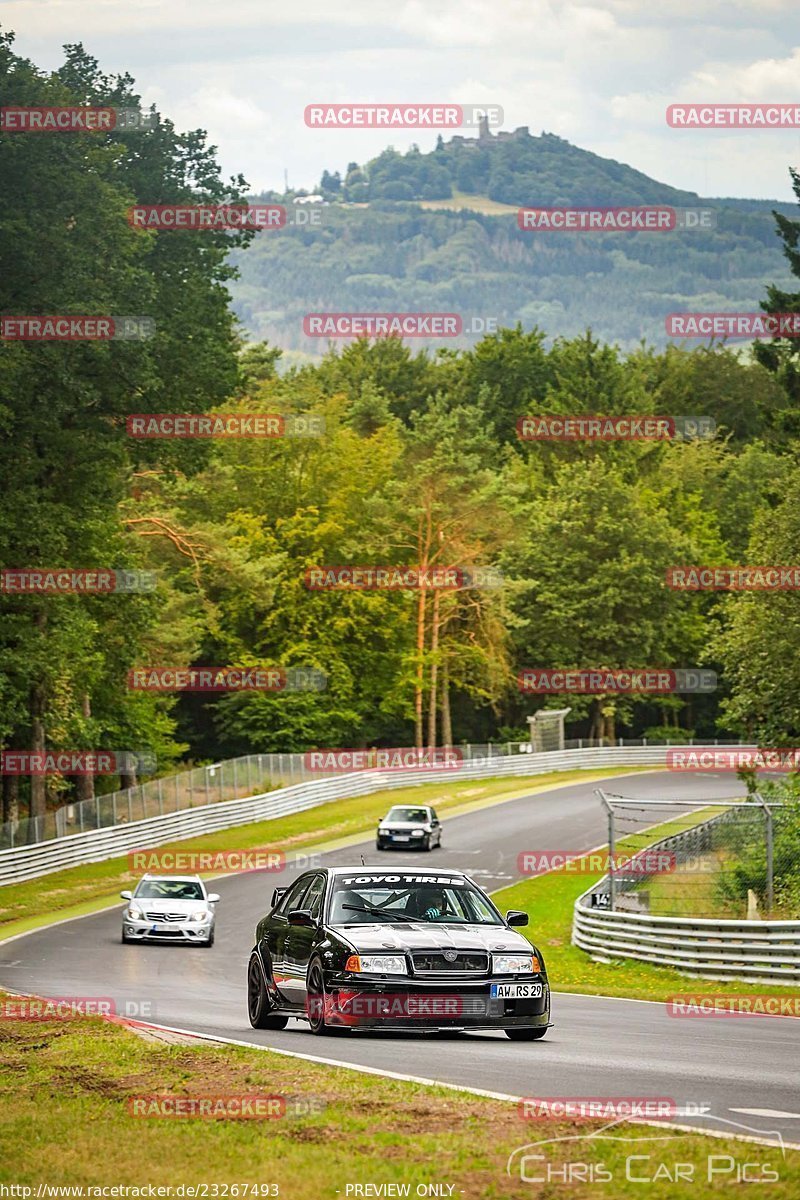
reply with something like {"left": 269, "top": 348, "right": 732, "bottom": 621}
{"left": 505, "top": 1026, "right": 548, "bottom": 1041}
{"left": 247, "top": 952, "right": 288, "bottom": 1030}
{"left": 306, "top": 959, "right": 336, "bottom": 1035}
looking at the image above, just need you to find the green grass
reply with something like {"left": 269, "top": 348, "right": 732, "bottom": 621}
{"left": 0, "top": 767, "right": 652, "bottom": 937}
{"left": 492, "top": 811, "right": 800, "bottom": 1001}
{"left": 417, "top": 189, "right": 519, "bottom": 215}
{"left": 0, "top": 997, "right": 796, "bottom": 1196}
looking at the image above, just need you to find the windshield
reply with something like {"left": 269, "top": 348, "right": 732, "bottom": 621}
{"left": 329, "top": 876, "right": 502, "bottom": 926}
{"left": 134, "top": 880, "right": 204, "bottom": 900}
{"left": 385, "top": 807, "right": 430, "bottom": 823}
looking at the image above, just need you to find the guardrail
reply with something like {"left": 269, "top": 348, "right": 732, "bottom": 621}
{"left": 572, "top": 811, "right": 800, "bottom": 985}
{"left": 0, "top": 744, "right": 682, "bottom": 886}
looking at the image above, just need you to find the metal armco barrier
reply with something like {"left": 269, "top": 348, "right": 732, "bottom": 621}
{"left": 0, "top": 744, "right": 676, "bottom": 886}
{"left": 573, "top": 810, "right": 800, "bottom": 985}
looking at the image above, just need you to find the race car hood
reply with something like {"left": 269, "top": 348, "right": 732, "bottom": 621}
{"left": 332, "top": 922, "right": 532, "bottom": 954}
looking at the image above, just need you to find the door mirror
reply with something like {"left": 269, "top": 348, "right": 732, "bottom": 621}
{"left": 271, "top": 887, "right": 287, "bottom": 907}
{"left": 207, "top": 893, "right": 220, "bottom": 904}
{"left": 120, "top": 890, "right": 132, "bottom": 900}
{"left": 506, "top": 910, "right": 529, "bottom": 927}
{"left": 287, "top": 908, "right": 314, "bottom": 927}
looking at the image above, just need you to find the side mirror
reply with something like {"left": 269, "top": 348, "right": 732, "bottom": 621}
{"left": 207, "top": 893, "right": 220, "bottom": 904}
{"left": 120, "top": 890, "right": 132, "bottom": 900}
{"left": 287, "top": 908, "right": 314, "bottom": 927}
{"left": 272, "top": 887, "right": 287, "bottom": 907}
{"left": 506, "top": 910, "right": 529, "bottom": 927}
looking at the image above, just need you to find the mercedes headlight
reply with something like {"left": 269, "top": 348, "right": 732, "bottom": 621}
{"left": 127, "top": 906, "right": 144, "bottom": 921}
{"left": 190, "top": 909, "right": 209, "bottom": 922}
{"left": 344, "top": 954, "right": 407, "bottom": 975}
{"left": 492, "top": 953, "right": 536, "bottom": 974}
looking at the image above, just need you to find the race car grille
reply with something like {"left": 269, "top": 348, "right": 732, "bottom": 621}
{"left": 143, "top": 912, "right": 188, "bottom": 922}
{"left": 411, "top": 951, "right": 489, "bottom": 976}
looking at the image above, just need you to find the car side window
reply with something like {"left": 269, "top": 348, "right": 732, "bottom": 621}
{"left": 277, "top": 875, "right": 313, "bottom": 915}
{"left": 303, "top": 874, "right": 326, "bottom": 920}
{"left": 430, "top": 809, "right": 439, "bottom": 822}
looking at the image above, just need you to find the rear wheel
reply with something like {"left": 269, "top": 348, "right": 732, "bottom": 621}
{"left": 247, "top": 952, "right": 288, "bottom": 1030}
{"left": 505, "top": 1026, "right": 548, "bottom": 1041}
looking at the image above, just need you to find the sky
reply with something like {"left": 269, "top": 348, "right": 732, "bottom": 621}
{"left": 3, "top": 0, "right": 800, "bottom": 200}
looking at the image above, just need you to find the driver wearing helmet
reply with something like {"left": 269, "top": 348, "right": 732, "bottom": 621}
{"left": 417, "top": 885, "right": 448, "bottom": 920}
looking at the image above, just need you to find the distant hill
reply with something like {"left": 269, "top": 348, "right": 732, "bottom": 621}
{"left": 229, "top": 127, "right": 797, "bottom": 355}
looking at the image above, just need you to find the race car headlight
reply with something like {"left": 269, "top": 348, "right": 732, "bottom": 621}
{"left": 344, "top": 954, "right": 408, "bottom": 975}
{"left": 492, "top": 953, "right": 537, "bottom": 974}
{"left": 127, "top": 906, "right": 144, "bottom": 921}
{"left": 410, "top": 828, "right": 425, "bottom": 837}
{"left": 190, "top": 909, "right": 210, "bottom": 922}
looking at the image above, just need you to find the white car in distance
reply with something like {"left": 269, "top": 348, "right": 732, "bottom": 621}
{"left": 121, "top": 874, "right": 219, "bottom": 946}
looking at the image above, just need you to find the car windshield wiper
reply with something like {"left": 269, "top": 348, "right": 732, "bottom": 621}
{"left": 341, "top": 902, "right": 419, "bottom": 924}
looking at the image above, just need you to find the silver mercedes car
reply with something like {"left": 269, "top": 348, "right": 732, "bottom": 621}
{"left": 120, "top": 874, "right": 219, "bottom": 946}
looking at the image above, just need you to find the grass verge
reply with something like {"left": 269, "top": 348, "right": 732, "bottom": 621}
{"left": 0, "top": 998, "right": 796, "bottom": 1197}
{"left": 0, "top": 767, "right": 653, "bottom": 937}
{"left": 493, "top": 811, "right": 799, "bottom": 1001}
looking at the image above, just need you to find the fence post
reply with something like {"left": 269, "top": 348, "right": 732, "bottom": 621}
{"left": 755, "top": 793, "right": 774, "bottom": 915}
{"left": 158, "top": 777, "right": 163, "bottom": 815}
{"left": 233, "top": 757, "right": 238, "bottom": 798}
{"left": 128, "top": 789, "right": 133, "bottom": 822}
{"left": 247, "top": 755, "right": 253, "bottom": 796}
{"left": 597, "top": 789, "right": 615, "bottom": 911}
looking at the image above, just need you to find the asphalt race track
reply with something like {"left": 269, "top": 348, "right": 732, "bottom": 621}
{"left": 2, "top": 770, "right": 799, "bottom": 1147}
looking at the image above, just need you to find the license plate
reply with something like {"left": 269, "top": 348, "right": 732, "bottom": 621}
{"left": 150, "top": 923, "right": 169, "bottom": 933}
{"left": 490, "top": 982, "right": 543, "bottom": 999}
{"left": 393, "top": 835, "right": 409, "bottom": 842}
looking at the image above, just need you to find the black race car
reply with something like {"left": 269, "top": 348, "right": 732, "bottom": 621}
{"left": 247, "top": 866, "right": 551, "bottom": 1039}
